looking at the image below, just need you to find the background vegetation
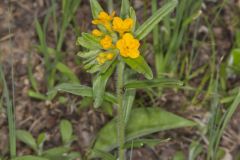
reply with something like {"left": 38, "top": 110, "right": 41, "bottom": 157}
{"left": 1, "top": 0, "right": 240, "bottom": 159}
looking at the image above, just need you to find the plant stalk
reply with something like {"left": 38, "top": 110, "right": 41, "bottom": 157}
{"left": 117, "top": 60, "right": 125, "bottom": 160}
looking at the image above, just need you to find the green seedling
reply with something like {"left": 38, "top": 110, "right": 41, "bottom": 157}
{"left": 14, "top": 119, "right": 80, "bottom": 160}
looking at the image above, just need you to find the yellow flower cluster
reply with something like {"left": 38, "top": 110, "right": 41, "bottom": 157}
{"left": 116, "top": 33, "right": 140, "bottom": 58}
{"left": 91, "top": 11, "right": 140, "bottom": 64}
{"left": 96, "top": 52, "right": 114, "bottom": 64}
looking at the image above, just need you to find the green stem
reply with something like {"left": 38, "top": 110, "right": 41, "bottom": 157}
{"left": 117, "top": 60, "right": 125, "bottom": 160}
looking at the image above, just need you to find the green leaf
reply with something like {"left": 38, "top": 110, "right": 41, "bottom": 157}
{"left": 99, "top": 58, "right": 117, "bottom": 74}
{"left": 56, "top": 62, "right": 80, "bottom": 83}
{"left": 123, "top": 89, "right": 136, "bottom": 123}
{"left": 66, "top": 152, "right": 82, "bottom": 160}
{"left": 216, "top": 148, "right": 226, "bottom": 160}
{"left": 135, "top": 0, "right": 178, "bottom": 40}
{"left": 89, "top": 0, "right": 103, "bottom": 19}
{"left": 16, "top": 130, "right": 37, "bottom": 152}
{"left": 55, "top": 83, "right": 92, "bottom": 96}
{"left": 76, "top": 33, "right": 101, "bottom": 50}
{"left": 60, "top": 119, "right": 73, "bottom": 144}
{"left": 28, "top": 90, "right": 48, "bottom": 101}
{"left": 42, "top": 147, "right": 70, "bottom": 159}
{"left": 129, "top": 7, "right": 137, "bottom": 32}
{"left": 82, "top": 33, "right": 101, "bottom": 44}
{"left": 124, "top": 78, "right": 183, "bottom": 89}
{"left": 91, "top": 149, "right": 116, "bottom": 160}
{"left": 86, "top": 64, "right": 102, "bottom": 73}
{"left": 120, "top": 0, "right": 130, "bottom": 18}
{"left": 12, "top": 156, "right": 49, "bottom": 160}
{"left": 124, "top": 138, "right": 170, "bottom": 149}
{"left": 189, "top": 141, "right": 203, "bottom": 160}
{"left": 37, "top": 132, "right": 47, "bottom": 149}
{"left": 92, "top": 107, "right": 196, "bottom": 153}
{"left": 53, "top": 83, "right": 117, "bottom": 104}
{"left": 214, "top": 89, "right": 240, "bottom": 153}
{"left": 173, "top": 151, "right": 185, "bottom": 160}
{"left": 101, "top": 101, "right": 114, "bottom": 116}
{"left": 35, "top": 45, "right": 56, "bottom": 57}
{"left": 77, "top": 50, "right": 99, "bottom": 58}
{"left": 229, "top": 48, "right": 240, "bottom": 72}
{"left": 122, "top": 56, "right": 153, "bottom": 80}
{"left": 93, "top": 61, "right": 117, "bottom": 108}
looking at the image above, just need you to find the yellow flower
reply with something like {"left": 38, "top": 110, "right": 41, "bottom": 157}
{"left": 96, "top": 56, "right": 106, "bottom": 64}
{"left": 106, "top": 53, "right": 114, "bottom": 60}
{"left": 96, "top": 52, "right": 115, "bottom": 64}
{"left": 92, "top": 11, "right": 115, "bottom": 31}
{"left": 92, "top": 29, "right": 103, "bottom": 37}
{"left": 116, "top": 33, "right": 140, "bottom": 58}
{"left": 100, "top": 35, "right": 113, "bottom": 49}
{"left": 113, "top": 17, "right": 133, "bottom": 35}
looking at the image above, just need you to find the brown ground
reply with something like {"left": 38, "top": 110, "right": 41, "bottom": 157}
{"left": 1, "top": 0, "right": 240, "bottom": 160}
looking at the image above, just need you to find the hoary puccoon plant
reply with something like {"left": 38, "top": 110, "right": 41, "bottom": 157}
{"left": 75, "top": 0, "right": 195, "bottom": 159}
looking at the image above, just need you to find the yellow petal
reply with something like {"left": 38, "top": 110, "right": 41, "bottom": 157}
{"left": 100, "top": 35, "right": 113, "bottom": 49}
{"left": 129, "top": 50, "right": 140, "bottom": 58}
{"left": 113, "top": 17, "right": 123, "bottom": 29}
{"left": 106, "top": 53, "right": 114, "bottom": 60}
{"left": 92, "top": 29, "right": 103, "bottom": 37}
{"left": 98, "top": 11, "right": 110, "bottom": 19}
{"left": 123, "top": 33, "right": 133, "bottom": 40}
{"left": 123, "top": 18, "right": 133, "bottom": 30}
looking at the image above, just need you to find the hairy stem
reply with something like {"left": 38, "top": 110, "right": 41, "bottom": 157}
{"left": 117, "top": 60, "right": 125, "bottom": 160}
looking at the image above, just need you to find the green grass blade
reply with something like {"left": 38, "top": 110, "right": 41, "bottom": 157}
{"left": 135, "top": 0, "right": 178, "bottom": 40}
{"left": 151, "top": 0, "right": 161, "bottom": 77}
{"left": 214, "top": 90, "right": 240, "bottom": 155}
{"left": 0, "top": 66, "right": 16, "bottom": 157}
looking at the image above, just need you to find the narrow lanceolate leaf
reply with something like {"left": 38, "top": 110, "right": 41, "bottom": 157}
{"left": 93, "top": 61, "right": 117, "bottom": 108}
{"left": 91, "top": 149, "right": 116, "bottom": 160}
{"left": 77, "top": 50, "right": 100, "bottom": 59}
{"left": 135, "top": 0, "right": 178, "bottom": 40}
{"left": 124, "top": 78, "right": 183, "bottom": 89}
{"left": 76, "top": 33, "right": 101, "bottom": 49}
{"left": 52, "top": 83, "right": 117, "bottom": 104}
{"left": 16, "top": 130, "right": 37, "bottom": 152}
{"left": 90, "top": 0, "right": 103, "bottom": 18}
{"left": 123, "top": 56, "right": 153, "bottom": 80}
{"left": 12, "top": 156, "right": 49, "bottom": 160}
{"left": 124, "top": 138, "right": 170, "bottom": 149}
{"left": 56, "top": 62, "right": 80, "bottom": 83}
{"left": 120, "top": 0, "right": 130, "bottom": 18}
{"left": 55, "top": 83, "right": 92, "bottom": 97}
{"left": 129, "top": 7, "right": 137, "bottom": 32}
{"left": 92, "top": 107, "right": 196, "bottom": 153}
{"left": 123, "top": 89, "right": 136, "bottom": 123}
{"left": 42, "top": 147, "right": 70, "bottom": 159}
